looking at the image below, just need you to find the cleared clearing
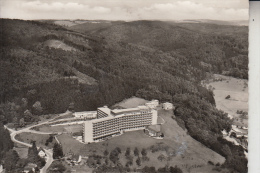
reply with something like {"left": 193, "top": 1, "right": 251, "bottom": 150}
{"left": 54, "top": 20, "right": 80, "bottom": 27}
{"left": 69, "top": 68, "right": 97, "bottom": 85}
{"left": 206, "top": 74, "right": 248, "bottom": 127}
{"left": 44, "top": 39, "right": 76, "bottom": 51}
{"left": 113, "top": 96, "right": 149, "bottom": 108}
{"left": 14, "top": 145, "right": 28, "bottom": 159}
{"left": 16, "top": 132, "right": 53, "bottom": 149}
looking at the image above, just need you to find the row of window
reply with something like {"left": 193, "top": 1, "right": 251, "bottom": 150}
{"left": 94, "top": 114, "right": 152, "bottom": 126}
{"left": 93, "top": 125, "right": 146, "bottom": 138}
{"left": 92, "top": 121, "right": 151, "bottom": 137}
{"left": 93, "top": 117, "right": 152, "bottom": 130}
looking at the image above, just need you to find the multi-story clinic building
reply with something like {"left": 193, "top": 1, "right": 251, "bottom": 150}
{"left": 83, "top": 105, "right": 158, "bottom": 143}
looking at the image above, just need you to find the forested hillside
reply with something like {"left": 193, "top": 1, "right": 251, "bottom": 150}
{"left": 0, "top": 19, "right": 248, "bottom": 172}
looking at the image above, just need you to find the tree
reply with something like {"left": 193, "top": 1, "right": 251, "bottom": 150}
{"left": 53, "top": 143, "right": 64, "bottom": 159}
{"left": 3, "top": 149, "right": 20, "bottom": 171}
{"left": 141, "top": 148, "right": 147, "bottom": 157}
{"left": 221, "top": 144, "right": 232, "bottom": 158}
{"left": 16, "top": 158, "right": 29, "bottom": 169}
{"left": 49, "top": 161, "right": 66, "bottom": 173}
{"left": 134, "top": 147, "right": 139, "bottom": 157}
{"left": 158, "top": 166, "right": 168, "bottom": 173}
{"left": 97, "top": 158, "right": 101, "bottom": 165}
{"left": 24, "top": 109, "right": 33, "bottom": 122}
{"left": 109, "top": 149, "right": 120, "bottom": 164}
{"left": 225, "top": 95, "right": 231, "bottom": 99}
{"left": 27, "top": 141, "right": 38, "bottom": 163}
{"left": 13, "top": 117, "right": 18, "bottom": 126}
{"left": 19, "top": 118, "right": 25, "bottom": 127}
{"left": 0, "top": 123, "right": 14, "bottom": 161}
{"left": 169, "top": 166, "right": 183, "bottom": 173}
{"left": 104, "top": 149, "right": 109, "bottom": 157}
{"left": 136, "top": 157, "right": 141, "bottom": 166}
{"left": 68, "top": 102, "right": 75, "bottom": 112}
{"left": 115, "top": 147, "right": 121, "bottom": 154}
{"left": 87, "top": 157, "right": 96, "bottom": 168}
{"left": 158, "top": 154, "right": 166, "bottom": 162}
{"left": 21, "top": 98, "right": 28, "bottom": 108}
{"left": 125, "top": 147, "right": 131, "bottom": 157}
{"left": 142, "top": 166, "right": 157, "bottom": 173}
{"left": 32, "top": 101, "right": 43, "bottom": 115}
{"left": 105, "top": 158, "right": 109, "bottom": 165}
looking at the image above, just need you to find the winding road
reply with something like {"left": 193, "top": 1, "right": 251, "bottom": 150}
{"left": 5, "top": 111, "right": 71, "bottom": 173}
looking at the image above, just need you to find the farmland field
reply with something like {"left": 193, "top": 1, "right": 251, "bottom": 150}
{"left": 206, "top": 74, "right": 248, "bottom": 127}
{"left": 44, "top": 40, "right": 76, "bottom": 51}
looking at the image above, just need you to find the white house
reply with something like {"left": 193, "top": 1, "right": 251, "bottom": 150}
{"left": 38, "top": 148, "right": 46, "bottom": 158}
{"left": 162, "top": 102, "right": 174, "bottom": 110}
{"left": 145, "top": 100, "right": 159, "bottom": 109}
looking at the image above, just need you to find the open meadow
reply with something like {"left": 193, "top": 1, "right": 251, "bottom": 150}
{"left": 112, "top": 96, "right": 149, "bottom": 109}
{"left": 37, "top": 124, "right": 82, "bottom": 134}
{"left": 16, "top": 132, "right": 55, "bottom": 149}
{"left": 206, "top": 74, "right": 248, "bottom": 127}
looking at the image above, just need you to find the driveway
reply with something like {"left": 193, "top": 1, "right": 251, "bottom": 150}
{"left": 5, "top": 111, "right": 71, "bottom": 173}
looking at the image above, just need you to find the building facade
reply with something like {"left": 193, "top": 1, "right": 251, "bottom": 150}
{"left": 145, "top": 100, "right": 159, "bottom": 109}
{"left": 162, "top": 102, "right": 174, "bottom": 110}
{"left": 73, "top": 111, "right": 97, "bottom": 119}
{"left": 83, "top": 105, "right": 158, "bottom": 143}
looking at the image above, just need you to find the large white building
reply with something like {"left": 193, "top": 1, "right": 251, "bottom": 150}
{"left": 83, "top": 105, "right": 158, "bottom": 143}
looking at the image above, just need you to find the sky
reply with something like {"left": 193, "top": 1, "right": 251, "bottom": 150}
{"left": 0, "top": 0, "right": 249, "bottom": 21}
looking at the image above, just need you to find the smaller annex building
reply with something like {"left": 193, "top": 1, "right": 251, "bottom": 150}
{"left": 73, "top": 111, "right": 97, "bottom": 119}
{"left": 38, "top": 148, "right": 46, "bottom": 158}
{"left": 145, "top": 124, "right": 162, "bottom": 137}
{"left": 162, "top": 102, "right": 174, "bottom": 110}
{"left": 145, "top": 100, "right": 159, "bottom": 109}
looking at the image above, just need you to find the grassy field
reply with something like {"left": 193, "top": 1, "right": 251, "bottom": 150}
{"left": 14, "top": 145, "right": 28, "bottom": 159}
{"left": 16, "top": 132, "right": 54, "bottom": 149}
{"left": 47, "top": 160, "right": 94, "bottom": 173}
{"left": 112, "top": 96, "right": 149, "bottom": 108}
{"left": 38, "top": 124, "right": 82, "bottom": 134}
{"left": 206, "top": 74, "right": 248, "bottom": 127}
{"left": 44, "top": 40, "right": 76, "bottom": 51}
{"left": 57, "top": 109, "right": 225, "bottom": 172}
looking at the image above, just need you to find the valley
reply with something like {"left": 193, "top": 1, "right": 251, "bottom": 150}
{"left": 0, "top": 19, "right": 248, "bottom": 173}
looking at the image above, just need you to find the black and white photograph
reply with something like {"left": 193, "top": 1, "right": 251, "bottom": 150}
{"left": 0, "top": 0, "right": 253, "bottom": 173}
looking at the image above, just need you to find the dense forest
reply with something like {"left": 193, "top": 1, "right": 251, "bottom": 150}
{"left": 0, "top": 19, "right": 248, "bottom": 172}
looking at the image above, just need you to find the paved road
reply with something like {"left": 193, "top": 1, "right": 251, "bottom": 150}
{"left": 5, "top": 111, "right": 71, "bottom": 173}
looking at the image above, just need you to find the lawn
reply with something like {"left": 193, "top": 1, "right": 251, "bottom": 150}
{"left": 37, "top": 124, "right": 82, "bottom": 134}
{"left": 47, "top": 160, "right": 94, "bottom": 173}
{"left": 44, "top": 39, "right": 76, "bottom": 51}
{"left": 16, "top": 132, "right": 55, "bottom": 149}
{"left": 14, "top": 145, "right": 28, "bottom": 159}
{"left": 206, "top": 74, "right": 248, "bottom": 127}
{"left": 113, "top": 96, "right": 149, "bottom": 108}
